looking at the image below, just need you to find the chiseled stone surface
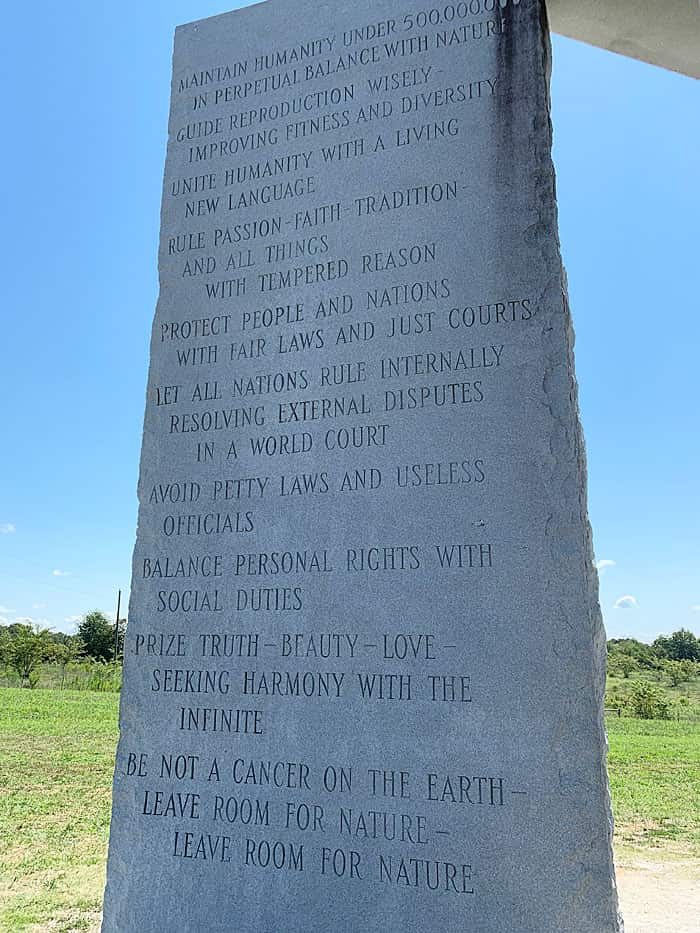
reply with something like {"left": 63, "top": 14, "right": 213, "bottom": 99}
{"left": 102, "top": 1, "right": 622, "bottom": 930}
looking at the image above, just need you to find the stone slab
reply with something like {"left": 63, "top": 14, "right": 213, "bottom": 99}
{"left": 548, "top": 0, "right": 700, "bottom": 80}
{"left": 102, "top": 1, "right": 622, "bottom": 930}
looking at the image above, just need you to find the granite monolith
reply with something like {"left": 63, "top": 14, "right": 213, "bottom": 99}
{"left": 102, "top": 2, "right": 623, "bottom": 930}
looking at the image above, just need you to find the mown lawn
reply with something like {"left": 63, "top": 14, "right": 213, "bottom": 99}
{"left": 0, "top": 690, "right": 118, "bottom": 932}
{"left": 0, "top": 689, "right": 698, "bottom": 930}
{"left": 607, "top": 716, "right": 700, "bottom": 854}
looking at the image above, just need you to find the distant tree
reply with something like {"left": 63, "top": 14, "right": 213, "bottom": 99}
{"left": 607, "top": 638, "right": 660, "bottom": 670}
{"left": 45, "top": 638, "right": 85, "bottom": 688}
{"left": 628, "top": 681, "right": 670, "bottom": 720}
{"left": 78, "top": 611, "right": 115, "bottom": 662}
{"left": 665, "top": 661, "right": 685, "bottom": 687}
{"left": 665, "top": 659, "right": 697, "bottom": 687}
{"left": 47, "top": 631, "right": 75, "bottom": 648}
{"left": 653, "top": 629, "right": 700, "bottom": 662}
{"left": 618, "top": 655, "right": 636, "bottom": 679}
{"left": 1, "top": 624, "right": 52, "bottom": 687}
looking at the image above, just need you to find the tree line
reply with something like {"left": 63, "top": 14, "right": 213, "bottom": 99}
{"left": 0, "top": 611, "right": 123, "bottom": 687}
{"left": 606, "top": 628, "right": 700, "bottom": 720}
{"left": 608, "top": 628, "right": 700, "bottom": 671}
{"left": 1, "top": 615, "right": 698, "bottom": 694}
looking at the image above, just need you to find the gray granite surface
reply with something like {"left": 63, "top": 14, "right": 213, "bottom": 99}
{"left": 102, "top": 1, "right": 623, "bottom": 929}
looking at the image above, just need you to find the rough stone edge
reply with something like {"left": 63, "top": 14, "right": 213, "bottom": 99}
{"left": 99, "top": 18, "right": 185, "bottom": 931}
{"left": 537, "top": 1, "right": 624, "bottom": 929}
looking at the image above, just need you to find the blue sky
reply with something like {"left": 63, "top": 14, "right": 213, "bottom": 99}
{"left": 0, "top": 2, "right": 698, "bottom": 640}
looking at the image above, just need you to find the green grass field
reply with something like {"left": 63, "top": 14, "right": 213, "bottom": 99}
{"left": 0, "top": 690, "right": 118, "bottom": 932}
{"left": 0, "top": 689, "right": 698, "bottom": 931}
{"left": 607, "top": 717, "right": 700, "bottom": 855}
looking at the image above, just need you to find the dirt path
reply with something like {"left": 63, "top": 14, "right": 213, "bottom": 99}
{"left": 616, "top": 857, "right": 699, "bottom": 932}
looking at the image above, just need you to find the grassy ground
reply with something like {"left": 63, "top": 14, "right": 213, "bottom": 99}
{"left": 0, "top": 689, "right": 698, "bottom": 931}
{"left": 607, "top": 716, "right": 700, "bottom": 856}
{"left": 0, "top": 690, "right": 118, "bottom": 932}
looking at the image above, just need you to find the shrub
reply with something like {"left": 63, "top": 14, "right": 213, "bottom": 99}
{"left": 628, "top": 681, "right": 670, "bottom": 720}
{"left": 666, "top": 659, "right": 696, "bottom": 687}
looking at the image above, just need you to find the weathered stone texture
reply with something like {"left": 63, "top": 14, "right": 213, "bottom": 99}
{"left": 102, "top": 2, "right": 622, "bottom": 930}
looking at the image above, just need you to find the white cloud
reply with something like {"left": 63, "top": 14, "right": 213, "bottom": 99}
{"left": 13, "top": 615, "right": 51, "bottom": 627}
{"left": 32, "top": 603, "right": 46, "bottom": 610}
{"left": 64, "top": 615, "right": 82, "bottom": 625}
{"left": 0, "top": 523, "right": 16, "bottom": 534}
{"left": 690, "top": 605, "right": 700, "bottom": 612}
{"left": 613, "top": 595, "right": 639, "bottom": 610}
{"left": 595, "top": 559, "right": 616, "bottom": 574}
{"left": 0, "top": 605, "right": 15, "bottom": 614}
{"left": 51, "top": 569, "right": 71, "bottom": 577}
{"left": 0, "top": 616, "right": 10, "bottom": 626}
